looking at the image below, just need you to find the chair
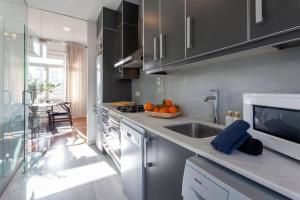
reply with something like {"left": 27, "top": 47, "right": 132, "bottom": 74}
{"left": 48, "top": 102, "right": 73, "bottom": 131}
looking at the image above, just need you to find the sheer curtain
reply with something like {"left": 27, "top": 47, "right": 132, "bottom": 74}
{"left": 66, "top": 45, "right": 87, "bottom": 118}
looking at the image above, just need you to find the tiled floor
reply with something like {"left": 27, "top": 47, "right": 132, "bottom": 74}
{"left": 0, "top": 132, "right": 127, "bottom": 200}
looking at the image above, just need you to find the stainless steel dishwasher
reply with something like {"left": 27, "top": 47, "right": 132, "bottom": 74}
{"left": 120, "top": 119, "right": 146, "bottom": 200}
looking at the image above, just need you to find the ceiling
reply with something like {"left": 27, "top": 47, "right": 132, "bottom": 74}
{"left": 26, "top": 0, "right": 140, "bottom": 21}
{"left": 28, "top": 7, "right": 88, "bottom": 44}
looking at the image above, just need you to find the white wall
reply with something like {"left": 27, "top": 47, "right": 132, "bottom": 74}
{"left": 87, "top": 20, "right": 97, "bottom": 144}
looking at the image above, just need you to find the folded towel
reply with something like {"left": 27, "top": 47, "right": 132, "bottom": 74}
{"left": 237, "top": 137, "right": 263, "bottom": 156}
{"left": 211, "top": 120, "right": 250, "bottom": 154}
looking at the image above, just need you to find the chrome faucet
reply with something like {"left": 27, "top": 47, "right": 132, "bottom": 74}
{"left": 204, "top": 89, "right": 219, "bottom": 124}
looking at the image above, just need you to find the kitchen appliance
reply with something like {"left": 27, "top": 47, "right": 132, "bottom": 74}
{"left": 114, "top": 48, "right": 143, "bottom": 68}
{"left": 182, "top": 156, "right": 288, "bottom": 200}
{"left": 116, "top": 105, "right": 144, "bottom": 113}
{"left": 120, "top": 118, "right": 146, "bottom": 200}
{"left": 243, "top": 93, "right": 300, "bottom": 160}
{"left": 102, "top": 111, "right": 122, "bottom": 170}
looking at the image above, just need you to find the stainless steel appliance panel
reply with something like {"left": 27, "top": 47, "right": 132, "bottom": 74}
{"left": 120, "top": 120, "right": 145, "bottom": 200}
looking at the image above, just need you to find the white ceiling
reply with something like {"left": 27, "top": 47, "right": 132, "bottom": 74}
{"left": 28, "top": 7, "right": 88, "bottom": 44}
{"left": 26, "top": 0, "right": 140, "bottom": 21}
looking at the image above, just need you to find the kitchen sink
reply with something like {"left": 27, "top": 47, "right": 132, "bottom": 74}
{"left": 165, "top": 123, "right": 222, "bottom": 138}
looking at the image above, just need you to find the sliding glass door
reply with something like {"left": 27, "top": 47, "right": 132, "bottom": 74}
{"left": 0, "top": 3, "right": 27, "bottom": 194}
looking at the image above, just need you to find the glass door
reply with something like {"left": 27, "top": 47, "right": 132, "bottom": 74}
{"left": 0, "top": 19, "right": 26, "bottom": 194}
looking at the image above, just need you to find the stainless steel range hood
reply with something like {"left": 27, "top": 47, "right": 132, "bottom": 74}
{"left": 114, "top": 48, "right": 143, "bottom": 68}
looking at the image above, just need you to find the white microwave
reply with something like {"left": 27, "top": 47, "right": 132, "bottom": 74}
{"left": 243, "top": 93, "right": 300, "bottom": 161}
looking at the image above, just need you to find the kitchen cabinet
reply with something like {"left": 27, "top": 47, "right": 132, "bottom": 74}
{"left": 160, "top": 0, "right": 185, "bottom": 65}
{"left": 143, "top": 0, "right": 185, "bottom": 70}
{"left": 117, "top": 1, "right": 139, "bottom": 61}
{"left": 143, "top": 0, "right": 160, "bottom": 70}
{"left": 97, "top": 7, "right": 132, "bottom": 102}
{"left": 143, "top": 0, "right": 300, "bottom": 73}
{"left": 145, "top": 131, "right": 195, "bottom": 200}
{"left": 186, "top": 0, "right": 247, "bottom": 58}
{"left": 115, "top": 1, "right": 140, "bottom": 79}
{"left": 250, "top": 0, "right": 300, "bottom": 40}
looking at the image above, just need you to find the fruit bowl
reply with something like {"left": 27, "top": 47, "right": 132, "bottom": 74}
{"left": 145, "top": 110, "right": 182, "bottom": 119}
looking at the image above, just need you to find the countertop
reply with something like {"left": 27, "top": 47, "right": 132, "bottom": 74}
{"left": 102, "top": 103, "right": 300, "bottom": 200}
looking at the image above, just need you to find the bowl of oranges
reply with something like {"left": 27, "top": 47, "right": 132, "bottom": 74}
{"left": 144, "top": 99, "right": 182, "bottom": 118}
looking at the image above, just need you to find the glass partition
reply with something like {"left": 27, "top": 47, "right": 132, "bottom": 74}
{"left": 0, "top": 1, "right": 27, "bottom": 194}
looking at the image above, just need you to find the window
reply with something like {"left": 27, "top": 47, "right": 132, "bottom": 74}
{"left": 28, "top": 52, "right": 66, "bottom": 103}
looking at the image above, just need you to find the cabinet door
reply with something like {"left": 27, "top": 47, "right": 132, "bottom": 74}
{"left": 145, "top": 132, "right": 194, "bottom": 200}
{"left": 186, "top": 0, "right": 247, "bottom": 58}
{"left": 160, "top": 0, "right": 185, "bottom": 66}
{"left": 250, "top": 0, "right": 300, "bottom": 39}
{"left": 143, "top": 0, "right": 160, "bottom": 70}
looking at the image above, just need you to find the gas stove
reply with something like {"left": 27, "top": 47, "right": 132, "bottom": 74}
{"left": 116, "top": 105, "right": 145, "bottom": 113}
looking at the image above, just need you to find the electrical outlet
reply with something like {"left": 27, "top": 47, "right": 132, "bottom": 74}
{"left": 135, "top": 91, "right": 140, "bottom": 97}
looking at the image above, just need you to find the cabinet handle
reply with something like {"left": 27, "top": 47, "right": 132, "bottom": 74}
{"left": 154, "top": 37, "right": 158, "bottom": 61}
{"left": 143, "top": 138, "right": 152, "bottom": 168}
{"left": 159, "top": 34, "right": 165, "bottom": 59}
{"left": 255, "top": 0, "right": 264, "bottom": 24}
{"left": 187, "top": 17, "right": 193, "bottom": 49}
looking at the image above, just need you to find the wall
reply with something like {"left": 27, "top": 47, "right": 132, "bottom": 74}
{"left": 132, "top": 46, "right": 300, "bottom": 124}
{"left": 87, "top": 20, "right": 97, "bottom": 144}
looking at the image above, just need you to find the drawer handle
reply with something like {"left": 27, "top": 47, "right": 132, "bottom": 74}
{"left": 160, "top": 34, "right": 165, "bottom": 59}
{"left": 154, "top": 37, "right": 158, "bottom": 61}
{"left": 143, "top": 138, "right": 152, "bottom": 168}
{"left": 187, "top": 17, "right": 193, "bottom": 49}
{"left": 255, "top": 0, "right": 264, "bottom": 24}
{"left": 194, "top": 178, "right": 202, "bottom": 185}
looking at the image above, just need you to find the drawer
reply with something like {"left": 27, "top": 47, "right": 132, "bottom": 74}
{"left": 182, "top": 165, "right": 229, "bottom": 200}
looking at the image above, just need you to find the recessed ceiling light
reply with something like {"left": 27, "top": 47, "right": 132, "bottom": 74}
{"left": 63, "top": 26, "right": 71, "bottom": 32}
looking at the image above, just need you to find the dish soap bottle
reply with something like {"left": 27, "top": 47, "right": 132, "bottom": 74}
{"left": 225, "top": 111, "right": 233, "bottom": 127}
{"left": 232, "top": 111, "right": 241, "bottom": 122}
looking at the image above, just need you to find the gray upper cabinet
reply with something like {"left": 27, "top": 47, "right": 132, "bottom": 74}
{"left": 250, "top": 0, "right": 300, "bottom": 39}
{"left": 143, "top": 0, "right": 300, "bottom": 73}
{"left": 186, "top": 0, "right": 248, "bottom": 58}
{"left": 160, "top": 0, "right": 185, "bottom": 65}
{"left": 143, "top": 0, "right": 160, "bottom": 71}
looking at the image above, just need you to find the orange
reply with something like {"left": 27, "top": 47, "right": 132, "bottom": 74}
{"left": 153, "top": 106, "right": 160, "bottom": 112}
{"left": 168, "top": 106, "right": 178, "bottom": 113}
{"left": 144, "top": 102, "right": 154, "bottom": 111}
{"left": 163, "top": 99, "right": 173, "bottom": 107}
{"left": 159, "top": 107, "right": 169, "bottom": 113}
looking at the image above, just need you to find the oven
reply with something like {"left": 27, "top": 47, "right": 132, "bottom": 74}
{"left": 243, "top": 93, "right": 300, "bottom": 161}
{"left": 102, "top": 110, "right": 121, "bottom": 170}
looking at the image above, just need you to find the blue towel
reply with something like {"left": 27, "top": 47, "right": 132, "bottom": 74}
{"left": 211, "top": 120, "right": 251, "bottom": 154}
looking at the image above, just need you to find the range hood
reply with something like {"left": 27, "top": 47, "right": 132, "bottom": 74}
{"left": 114, "top": 48, "right": 143, "bottom": 68}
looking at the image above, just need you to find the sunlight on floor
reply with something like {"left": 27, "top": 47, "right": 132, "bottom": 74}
{"left": 26, "top": 161, "right": 117, "bottom": 199}
{"left": 68, "top": 145, "right": 98, "bottom": 159}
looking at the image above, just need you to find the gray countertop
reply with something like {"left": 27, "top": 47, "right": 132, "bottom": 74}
{"left": 102, "top": 103, "right": 300, "bottom": 200}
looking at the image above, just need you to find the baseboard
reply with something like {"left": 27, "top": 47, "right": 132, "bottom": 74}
{"left": 87, "top": 140, "right": 96, "bottom": 145}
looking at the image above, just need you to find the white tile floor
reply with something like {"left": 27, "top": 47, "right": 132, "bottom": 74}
{"left": 0, "top": 134, "right": 127, "bottom": 200}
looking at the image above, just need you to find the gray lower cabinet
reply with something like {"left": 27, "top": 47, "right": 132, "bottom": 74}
{"left": 143, "top": 0, "right": 160, "bottom": 71}
{"left": 145, "top": 131, "right": 195, "bottom": 200}
{"left": 186, "top": 0, "right": 248, "bottom": 58}
{"left": 160, "top": 0, "right": 185, "bottom": 66}
{"left": 250, "top": 0, "right": 300, "bottom": 39}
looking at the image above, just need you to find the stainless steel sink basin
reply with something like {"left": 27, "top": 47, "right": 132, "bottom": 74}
{"left": 165, "top": 123, "right": 222, "bottom": 138}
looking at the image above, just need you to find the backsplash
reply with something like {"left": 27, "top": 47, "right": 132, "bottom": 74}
{"left": 132, "top": 46, "right": 300, "bottom": 124}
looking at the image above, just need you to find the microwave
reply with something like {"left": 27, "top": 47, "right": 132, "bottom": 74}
{"left": 243, "top": 93, "right": 300, "bottom": 161}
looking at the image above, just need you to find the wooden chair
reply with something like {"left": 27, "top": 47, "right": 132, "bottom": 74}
{"left": 48, "top": 102, "right": 73, "bottom": 131}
